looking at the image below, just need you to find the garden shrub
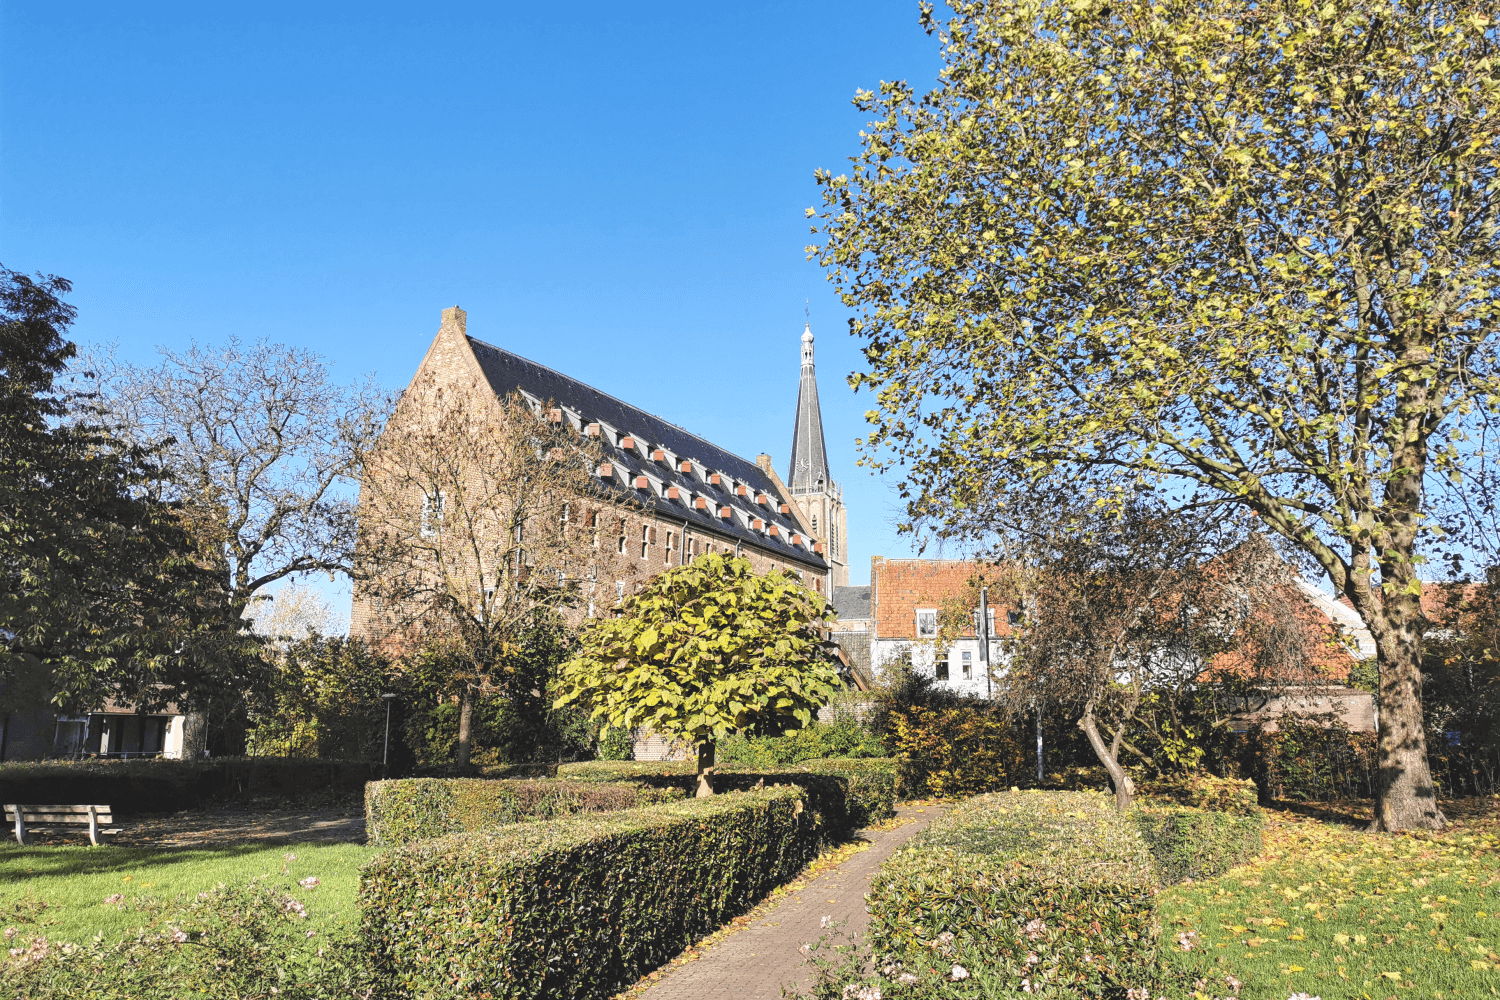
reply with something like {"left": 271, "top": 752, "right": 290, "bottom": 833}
{"left": 888, "top": 704, "right": 1028, "bottom": 798}
{"left": 556, "top": 758, "right": 897, "bottom": 830}
{"left": 1141, "top": 772, "right": 1259, "bottom": 814}
{"left": 716, "top": 716, "right": 887, "bottom": 767}
{"left": 556, "top": 759, "right": 693, "bottom": 781}
{"left": 867, "top": 790, "right": 1159, "bottom": 996}
{"left": 364, "top": 777, "right": 669, "bottom": 846}
{"left": 360, "top": 786, "right": 819, "bottom": 999}
{"left": 1133, "top": 805, "right": 1265, "bottom": 884}
{"left": 2, "top": 880, "right": 380, "bottom": 999}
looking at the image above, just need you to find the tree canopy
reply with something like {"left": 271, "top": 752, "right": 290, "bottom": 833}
{"left": 554, "top": 554, "right": 843, "bottom": 795}
{"left": 1, "top": 265, "right": 249, "bottom": 715}
{"left": 812, "top": 0, "right": 1498, "bottom": 830}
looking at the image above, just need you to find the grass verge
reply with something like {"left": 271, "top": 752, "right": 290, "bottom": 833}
{"left": 1160, "top": 798, "right": 1500, "bottom": 1000}
{"left": 0, "top": 841, "right": 375, "bottom": 944}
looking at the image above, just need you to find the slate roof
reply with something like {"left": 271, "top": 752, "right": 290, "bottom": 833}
{"left": 833, "top": 585, "right": 871, "bottom": 620}
{"left": 466, "top": 336, "right": 828, "bottom": 572}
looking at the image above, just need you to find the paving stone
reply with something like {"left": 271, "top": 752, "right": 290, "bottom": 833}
{"left": 639, "top": 804, "right": 944, "bottom": 1000}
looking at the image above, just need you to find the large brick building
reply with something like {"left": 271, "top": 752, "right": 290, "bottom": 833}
{"left": 351, "top": 306, "right": 842, "bottom": 643}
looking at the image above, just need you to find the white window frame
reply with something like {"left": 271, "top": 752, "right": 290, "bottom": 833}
{"left": 420, "top": 491, "right": 446, "bottom": 538}
{"left": 915, "top": 609, "right": 938, "bottom": 639}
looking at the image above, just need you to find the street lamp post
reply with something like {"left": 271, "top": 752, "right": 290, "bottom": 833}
{"left": 381, "top": 693, "right": 398, "bottom": 778}
{"left": 978, "top": 586, "right": 992, "bottom": 699}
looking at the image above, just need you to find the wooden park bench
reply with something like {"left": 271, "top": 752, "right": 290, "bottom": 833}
{"left": 4, "top": 804, "right": 117, "bottom": 846}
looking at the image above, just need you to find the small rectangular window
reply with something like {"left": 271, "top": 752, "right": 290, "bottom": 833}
{"left": 641, "top": 523, "right": 650, "bottom": 558}
{"left": 617, "top": 518, "right": 627, "bottom": 554}
{"left": 935, "top": 656, "right": 950, "bottom": 681}
{"left": 665, "top": 531, "right": 674, "bottom": 564}
{"left": 420, "top": 491, "right": 446, "bottom": 538}
{"left": 961, "top": 651, "right": 972, "bottom": 679}
{"left": 916, "top": 610, "right": 937, "bottom": 638}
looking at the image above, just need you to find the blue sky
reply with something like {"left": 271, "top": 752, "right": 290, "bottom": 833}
{"left": 1, "top": 1, "right": 947, "bottom": 609}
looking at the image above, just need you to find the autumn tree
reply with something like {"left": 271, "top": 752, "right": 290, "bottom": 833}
{"left": 1, "top": 264, "right": 250, "bottom": 716}
{"left": 813, "top": 0, "right": 1499, "bottom": 830}
{"left": 995, "top": 501, "right": 1308, "bottom": 810}
{"left": 81, "top": 339, "right": 393, "bottom": 619}
{"left": 355, "top": 371, "right": 642, "bottom": 767}
{"left": 554, "top": 554, "right": 844, "bottom": 797}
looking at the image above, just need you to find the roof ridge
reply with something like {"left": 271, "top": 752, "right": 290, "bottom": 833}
{"left": 465, "top": 334, "right": 769, "bottom": 475}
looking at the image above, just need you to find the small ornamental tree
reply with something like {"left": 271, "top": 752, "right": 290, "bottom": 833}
{"left": 554, "top": 553, "right": 843, "bottom": 797}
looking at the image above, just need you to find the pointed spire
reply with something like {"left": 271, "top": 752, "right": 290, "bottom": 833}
{"left": 789, "top": 323, "right": 830, "bottom": 493}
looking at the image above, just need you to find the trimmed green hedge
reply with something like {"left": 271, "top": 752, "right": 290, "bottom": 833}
{"left": 867, "top": 791, "right": 1159, "bottom": 995}
{"left": 359, "top": 786, "right": 820, "bottom": 999}
{"left": 556, "top": 760, "right": 692, "bottom": 781}
{"left": 1142, "top": 773, "right": 1260, "bottom": 814}
{"left": 555, "top": 758, "right": 897, "bottom": 830}
{"left": 1134, "top": 805, "right": 1265, "bottom": 884}
{"left": 365, "top": 778, "right": 679, "bottom": 846}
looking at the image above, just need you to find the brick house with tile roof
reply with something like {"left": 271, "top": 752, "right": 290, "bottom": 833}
{"left": 859, "top": 557, "right": 1020, "bottom": 698}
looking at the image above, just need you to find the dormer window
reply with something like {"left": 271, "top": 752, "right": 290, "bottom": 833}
{"left": 916, "top": 609, "right": 938, "bottom": 638}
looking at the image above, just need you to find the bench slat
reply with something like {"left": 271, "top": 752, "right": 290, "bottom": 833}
{"left": 6, "top": 813, "right": 114, "bottom": 824}
{"left": 4, "top": 806, "right": 113, "bottom": 824}
{"left": 3, "top": 805, "right": 109, "bottom": 815}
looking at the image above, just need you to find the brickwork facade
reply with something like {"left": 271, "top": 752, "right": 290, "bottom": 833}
{"left": 351, "top": 307, "right": 832, "bottom": 651}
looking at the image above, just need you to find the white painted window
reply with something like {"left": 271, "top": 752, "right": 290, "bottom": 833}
{"left": 916, "top": 609, "right": 938, "bottom": 638}
{"left": 420, "top": 491, "right": 446, "bottom": 538}
{"left": 962, "top": 650, "right": 972, "bottom": 679}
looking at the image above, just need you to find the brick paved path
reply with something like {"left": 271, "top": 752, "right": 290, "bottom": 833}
{"left": 638, "top": 804, "right": 944, "bottom": 1000}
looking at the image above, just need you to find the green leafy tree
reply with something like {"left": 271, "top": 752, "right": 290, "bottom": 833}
{"left": 812, "top": 0, "right": 1500, "bottom": 831}
{"left": 1, "top": 264, "right": 250, "bottom": 717}
{"left": 555, "top": 554, "right": 843, "bottom": 796}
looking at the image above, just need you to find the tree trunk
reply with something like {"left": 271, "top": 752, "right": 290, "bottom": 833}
{"left": 695, "top": 739, "right": 716, "bottom": 798}
{"left": 1078, "top": 708, "right": 1134, "bottom": 812}
{"left": 456, "top": 688, "right": 474, "bottom": 769}
{"left": 1367, "top": 595, "right": 1446, "bottom": 832}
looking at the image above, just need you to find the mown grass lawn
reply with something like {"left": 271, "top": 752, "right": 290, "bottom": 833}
{"left": 0, "top": 841, "right": 377, "bottom": 945}
{"left": 1160, "top": 799, "right": 1500, "bottom": 1000}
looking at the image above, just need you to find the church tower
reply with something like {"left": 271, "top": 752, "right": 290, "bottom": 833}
{"left": 788, "top": 323, "right": 849, "bottom": 588}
